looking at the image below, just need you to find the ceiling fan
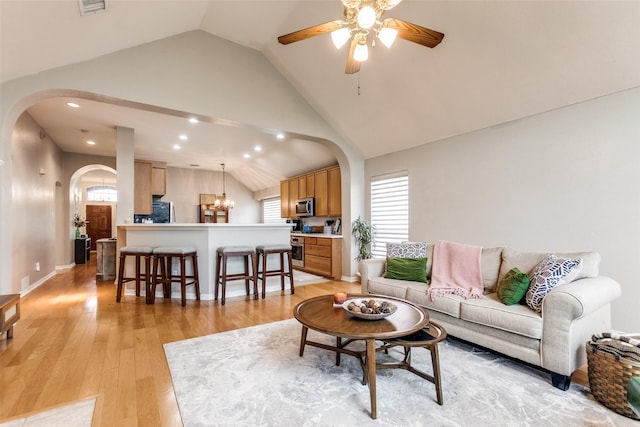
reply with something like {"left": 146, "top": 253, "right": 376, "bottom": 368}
{"left": 277, "top": 0, "right": 444, "bottom": 74}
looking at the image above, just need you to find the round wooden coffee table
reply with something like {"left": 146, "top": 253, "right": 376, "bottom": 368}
{"left": 293, "top": 294, "right": 429, "bottom": 419}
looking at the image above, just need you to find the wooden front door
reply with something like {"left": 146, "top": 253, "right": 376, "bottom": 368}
{"left": 86, "top": 205, "right": 112, "bottom": 250}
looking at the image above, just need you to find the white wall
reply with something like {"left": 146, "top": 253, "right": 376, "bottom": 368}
{"left": 11, "top": 112, "right": 63, "bottom": 292}
{"left": 365, "top": 87, "right": 640, "bottom": 332}
{"left": 165, "top": 167, "right": 259, "bottom": 224}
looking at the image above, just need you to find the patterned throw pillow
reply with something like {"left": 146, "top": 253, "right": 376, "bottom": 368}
{"left": 525, "top": 254, "right": 583, "bottom": 312}
{"left": 387, "top": 242, "right": 427, "bottom": 259}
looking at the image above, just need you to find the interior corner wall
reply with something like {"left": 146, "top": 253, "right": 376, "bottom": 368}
{"left": 11, "top": 112, "right": 63, "bottom": 294}
{"left": 364, "top": 87, "right": 640, "bottom": 332}
{"left": 165, "top": 167, "right": 260, "bottom": 224}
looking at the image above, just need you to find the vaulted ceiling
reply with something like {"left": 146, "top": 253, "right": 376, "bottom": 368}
{"left": 2, "top": 1, "right": 639, "bottom": 191}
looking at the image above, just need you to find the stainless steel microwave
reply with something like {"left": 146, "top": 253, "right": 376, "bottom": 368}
{"left": 295, "top": 197, "right": 314, "bottom": 217}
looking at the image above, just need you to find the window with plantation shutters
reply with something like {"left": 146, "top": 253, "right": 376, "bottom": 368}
{"left": 370, "top": 173, "right": 409, "bottom": 259}
{"left": 262, "top": 197, "right": 285, "bottom": 223}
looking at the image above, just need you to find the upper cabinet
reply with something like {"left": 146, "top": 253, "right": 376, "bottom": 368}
{"left": 280, "top": 165, "right": 341, "bottom": 218}
{"left": 134, "top": 162, "right": 167, "bottom": 214}
{"left": 151, "top": 166, "right": 166, "bottom": 196}
{"left": 134, "top": 161, "right": 152, "bottom": 214}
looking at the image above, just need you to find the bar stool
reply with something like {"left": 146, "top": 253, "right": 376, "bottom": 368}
{"left": 116, "top": 246, "right": 155, "bottom": 303}
{"left": 377, "top": 321, "right": 447, "bottom": 405}
{"left": 151, "top": 246, "right": 200, "bottom": 307}
{"left": 256, "top": 244, "right": 294, "bottom": 298}
{"left": 215, "top": 246, "right": 258, "bottom": 305}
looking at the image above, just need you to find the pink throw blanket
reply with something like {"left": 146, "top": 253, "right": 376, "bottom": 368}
{"left": 428, "top": 240, "right": 483, "bottom": 300}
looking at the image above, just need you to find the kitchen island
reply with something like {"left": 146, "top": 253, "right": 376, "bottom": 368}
{"left": 116, "top": 223, "right": 292, "bottom": 302}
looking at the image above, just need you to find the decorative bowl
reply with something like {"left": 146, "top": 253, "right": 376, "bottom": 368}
{"left": 342, "top": 298, "right": 398, "bottom": 320}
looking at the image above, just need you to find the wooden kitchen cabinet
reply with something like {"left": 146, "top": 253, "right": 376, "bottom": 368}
{"left": 288, "top": 178, "right": 299, "bottom": 217}
{"left": 314, "top": 169, "right": 328, "bottom": 217}
{"left": 298, "top": 173, "right": 315, "bottom": 199}
{"left": 280, "top": 180, "right": 290, "bottom": 218}
{"left": 151, "top": 166, "right": 166, "bottom": 195}
{"left": 303, "top": 237, "right": 342, "bottom": 280}
{"left": 134, "top": 161, "right": 152, "bottom": 214}
{"left": 327, "top": 166, "right": 341, "bottom": 217}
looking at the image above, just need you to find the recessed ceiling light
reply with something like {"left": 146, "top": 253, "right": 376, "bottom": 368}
{"left": 66, "top": 102, "right": 80, "bottom": 108}
{"left": 189, "top": 118, "right": 199, "bottom": 124}
{"left": 173, "top": 144, "right": 181, "bottom": 150}
{"left": 243, "top": 153, "right": 250, "bottom": 159}
{"left": 179, "top": 134, "right": 188, "bottom": 141}
{"left": 86, "top": 140, "right": 96, "bottom": 145}
{"left": 254, "top": 145, "right": 262, "bottom": 152}
{"left": 276, "top": 133, "right": 285, "bottom": 140}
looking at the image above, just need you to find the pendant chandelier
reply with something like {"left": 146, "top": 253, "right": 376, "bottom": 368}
{"left": 214, "top": 163, "right": 234, "bottom": 210}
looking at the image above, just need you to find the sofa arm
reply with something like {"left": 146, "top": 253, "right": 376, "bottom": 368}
{"left": 543, "top": 276, "right": 622, "bottom": 320}
{"left": 358, "top": 259, "right": 386, "bottom": 294}
{"left": 541, "top": 276, "right": 621, "bottom": 376}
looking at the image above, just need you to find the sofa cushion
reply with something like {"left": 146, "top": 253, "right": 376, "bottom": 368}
{"left": 368, "top": 276, "right": 412, "bottom": 299}
{"left": 481, "top": 247, "right": 503, "bottom": 293}
{"left": 459, "top": 293, "right": 543, "bottom": 339}
{"left": 406, "top": 286, "right": 464, "bottom": 318}
{"left": 525, "top": 254, "right": 583, "bottom": 312}
{"left": 385, "top": 257, "right": 427, "bottom": 282}
{"left": 498, "top": 248, "right": 600, "bottom": 283}
{"left": 497, "top": 267, "right": 530, "bottom": 305}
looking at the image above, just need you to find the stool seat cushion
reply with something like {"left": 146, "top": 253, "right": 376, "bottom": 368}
{"left": 217, "top": 246, "right": 255, "bottom": 254}
{"left": 256, "top": 244, "right": 292, "bottom": 252}
{"left": 153, "top": 246, "right": 197, "bottom": 255}
{"left": 120, "top": 246, "right": 155, "bottom": 254}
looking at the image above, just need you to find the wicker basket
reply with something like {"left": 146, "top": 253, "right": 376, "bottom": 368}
{"left": 586, "top": 340, "right": 640, "bottom": 420}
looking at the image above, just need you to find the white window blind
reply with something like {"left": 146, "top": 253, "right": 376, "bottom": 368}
{"left": 263, "top": 197, "right": 285, "bottom": 223}
{"left": 370, "top": 173, "right": 409, "bottom": 259}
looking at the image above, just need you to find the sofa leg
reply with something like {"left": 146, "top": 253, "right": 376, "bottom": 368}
{"left": 551, "top": 373, "right": 571, "bottom": 391}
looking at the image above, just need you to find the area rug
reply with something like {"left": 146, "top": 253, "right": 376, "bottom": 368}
{"left": 164, "top": 319, "right": 633, "bottom": 427}
{"left": 0, "top": 397, "right": 95, "bottom": 427}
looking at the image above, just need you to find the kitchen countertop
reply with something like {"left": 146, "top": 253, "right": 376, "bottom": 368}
{"left": 291, "top": 232, "right": 343, "bottom": 239}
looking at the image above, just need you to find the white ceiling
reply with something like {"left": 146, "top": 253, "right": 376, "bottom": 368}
{"left": 2, "top": 1, "right": 640, "bottom": 192}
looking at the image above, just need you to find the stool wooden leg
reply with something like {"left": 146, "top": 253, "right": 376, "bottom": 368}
{"left": 288, "top": 251, "right": 295, "bottom": 294}
{"left": 279, "top": 252, "right": 285, "bottom": 290}
{"left": 134, "top": 255, "right": 141, "bottom": 297}
{"left": 243, "top": 255, "right": 250, "bottom": 296}
{"left": 150, "top": 255, "right": 160, "bottom": 304}
{"left": 116, "top": 254, "right": 126, "bottom": 302}
{"left": 221, "top": 254, "right": 228, "bottom": 306}
{"left": 192, "top": 254, "right": 200, "bottom": 301}
{"left": 144, "top": 254, "right": 152, "bottom": 304}
{"left": 214, "top": 253, "right": 221, "bottom": 301}
{"left": 252, "top": 253, "right": 258, "bottom": 300}
{"left": 261, "top": 252, "right": 267, "bottom": 298}
{"left": 180, "top": 255, "right": 187, "bottom": 307}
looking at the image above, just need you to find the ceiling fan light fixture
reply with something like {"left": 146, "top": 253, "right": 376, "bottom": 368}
{"left": 331, "top": 28, "right": 351, "bottom": 49}
{"left": 354, "top": 41, "right": 369, "bottom": 62}
{"left": 357, "top": 6, "right": 377, "bottom": 29}
{"left": 378, "top": 27, "right": 398, "bottom": 48}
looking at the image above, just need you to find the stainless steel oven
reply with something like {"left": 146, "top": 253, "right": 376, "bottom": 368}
{"left": 290, "top": 236, "right": 304, "bottom": 267}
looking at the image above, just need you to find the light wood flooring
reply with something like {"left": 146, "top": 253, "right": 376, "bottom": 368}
{"left": 0, "top": 257, "right": 588, "bottom": 426}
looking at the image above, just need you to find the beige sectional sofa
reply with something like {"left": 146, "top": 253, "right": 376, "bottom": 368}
{"left": 358, "top": 245, "right": 622, "bottom": 390}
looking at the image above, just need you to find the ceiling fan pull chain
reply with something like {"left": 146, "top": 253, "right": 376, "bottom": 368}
{"left": 357, "top": 74, "right": 361, "bottom": 96}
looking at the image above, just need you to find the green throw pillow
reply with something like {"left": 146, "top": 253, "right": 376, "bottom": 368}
{"left": 385, "top": 257, "right": 427, "bottom": 283}
{"left": 497, "top": 267, "right": 530, "bottom": 305}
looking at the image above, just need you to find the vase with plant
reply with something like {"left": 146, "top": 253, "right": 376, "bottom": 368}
{"left": 73, "top": 213, "right": 86, "bottom": 238}
{"left": 352, "top": 216, "right": 375, "bottom": 261}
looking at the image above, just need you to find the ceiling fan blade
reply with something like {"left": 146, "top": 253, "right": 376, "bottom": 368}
{"left": 385, "top": 18, "right": 444, "bottom": 48}
{"left": 345, "top": 39, "right": 361, "bottom": 74}
{"left": 278, "top": 21, "right": 342, "bottom": 45}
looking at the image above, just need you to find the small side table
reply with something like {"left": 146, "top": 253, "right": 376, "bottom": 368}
{"left": 0, "top": 294, "right": 20, "bottom": 339}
